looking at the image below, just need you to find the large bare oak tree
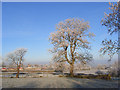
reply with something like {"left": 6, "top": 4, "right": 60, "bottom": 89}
{"left": 49, "top": 18, "right": 95, "bottom": 76}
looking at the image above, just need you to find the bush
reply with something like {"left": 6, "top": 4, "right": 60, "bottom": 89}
{"left": 107, "top": 68, "right": 119, "bottom": 77}
{"left": 59, "top": 75, "right": 63, "bottom": 77}
{"left": 107, "top": 61, "right": 120, "bottom": 77}
{"left": 68, "top": 74, "right": 111, "bottom": 80}
{"left": 95, "top": 70, "right": 105, "bottom": 75}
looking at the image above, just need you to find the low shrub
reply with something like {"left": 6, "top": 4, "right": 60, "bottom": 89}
{"left": 65, "top": 74, "right": 111, "bottom": 80}
{"left": 59, "top": 75, "right": 63, "bottom": 77}
{"left": 95, "top": 70, "right": 105, "bottom": 75}
{"left": 108, "top": 68, "right": 119, "bottom": 77}
{"left": 10, "top": 76, "right": 14, "bottom": 78}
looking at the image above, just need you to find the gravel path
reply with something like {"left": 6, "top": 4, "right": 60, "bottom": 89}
{"left": 2, "top": 77, "right": 119, "bottom": 88}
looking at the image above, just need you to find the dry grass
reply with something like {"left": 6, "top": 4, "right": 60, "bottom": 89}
{"left": 2, "top": 77, "right": 118, "bottom": 88}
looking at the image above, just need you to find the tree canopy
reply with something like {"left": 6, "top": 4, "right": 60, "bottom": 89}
{"left": 6, "top": 48, "right": 27, "bottom": 78}
{"left": 100, "top": 2, "right": 119, "bottom": 61}
{"left": 49, "top": 18, "right": 95, "bottom": 76}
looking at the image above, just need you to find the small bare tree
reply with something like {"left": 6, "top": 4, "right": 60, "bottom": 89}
{"left": 49, "top": 18, "right": 95, "bottom": 76}
{"left": 108, "top": 61, "right": 119, "bottom": 77}
{"left": 6, "top": 48, "right": 27, "bottom": 78}
{"left": 54, "top": 61, "right": 65, "bottom": 73}
{"left": 2, "top": 61, "right": 6, "bottom": 67}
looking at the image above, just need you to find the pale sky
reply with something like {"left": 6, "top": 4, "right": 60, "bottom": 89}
{"left": 2, "top": 2, "right": 118, "bottom": 65}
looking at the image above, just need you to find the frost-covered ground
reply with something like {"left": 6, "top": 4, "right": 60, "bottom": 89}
{"left": 2, "top": 77, "right": 118, "bottom": 88}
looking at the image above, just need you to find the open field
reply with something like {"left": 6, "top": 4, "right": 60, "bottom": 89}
{"left": 2, "top": 77, "right": 119, "bottom": 88}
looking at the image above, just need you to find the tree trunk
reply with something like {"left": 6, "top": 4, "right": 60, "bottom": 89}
{"left": 70, "top": 64, "right": 74, "bottom": 77}
{"left": 16, "top": 65, "right": 20, "bottom": 78}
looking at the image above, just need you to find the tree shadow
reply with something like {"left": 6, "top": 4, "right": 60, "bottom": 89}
{"left": 17, "top": 82, "right": 37, "bottom": 88}
{"left": 66, "top": 77, "right": 118, "bottom": 88}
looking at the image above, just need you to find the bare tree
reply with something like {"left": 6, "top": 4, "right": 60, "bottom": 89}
{"left": 108, "top": 61, "right": 119, "bottom": 77}
{"left": 54, "top": 61, "right": 65, "bottom": 73}
{"left": 100, "top": 39, "right": 118, "bottom": 61}
{"left": 49, "top": 18, "right": 95, "bottom": 76}
{"left": 6, "top": 48, "right": 27, "bottom": 78}
{"left": 100, "top": 2, "right": 120, "bottom": 61}
{"left": 101, "top": 2, "right": 119, "bottom": 35}
{"left": 2, "top": 61, "right": 6, "bottom": 67}
{"left": 34, "top": 64, "right": 39, "bottom": 68}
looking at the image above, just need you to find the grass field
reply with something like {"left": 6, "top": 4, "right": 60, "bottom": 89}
{"left": 2, "top": 77, "right": 119, "bottom": 88}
